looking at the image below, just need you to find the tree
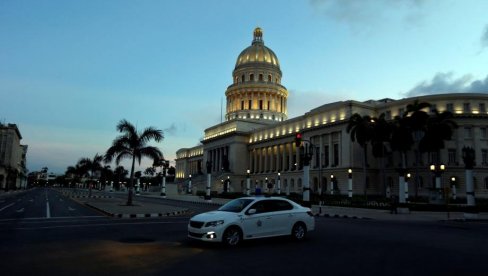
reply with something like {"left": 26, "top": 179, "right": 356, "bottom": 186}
{"left": 419, "top": 110, "right": 457, "bottom": 156}
{"left": 347, "top": 113, "right": 374, "bottom": 195}
{"left": 65, "top": 164, "right": 84, "bottom": 188}
{"left": 371, "top": 113, "right": 393, "bottom": 195}
{"left": 78, "top": 153, "right": 104, "bottom": 196}
{"left": 104, "top": 119, "right": 163, "bottom": 205}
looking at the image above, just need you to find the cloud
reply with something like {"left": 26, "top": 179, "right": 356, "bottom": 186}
{"left": 405, "top": 72, "right": 488, "bottom": 97}
{"left": 164, "top": 123, "right": 178, "bottom": 136}
{"left": 309, "top": 0, "right": 426, "bottom": 32}
{"left": 482, "top": 24, "right": 488, "bottom": 49}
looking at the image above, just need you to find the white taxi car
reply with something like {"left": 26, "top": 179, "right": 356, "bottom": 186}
{"left": 188, "top": 196, "right": 315, "bottom": 246}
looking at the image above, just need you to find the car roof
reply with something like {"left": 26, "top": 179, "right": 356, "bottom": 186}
{"left": 238, "top": 196, "right": 292, "bottom": 201}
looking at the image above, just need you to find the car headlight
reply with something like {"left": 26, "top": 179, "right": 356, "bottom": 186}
{"left": 205, "top": 220, "right": 224, "bottom": 227}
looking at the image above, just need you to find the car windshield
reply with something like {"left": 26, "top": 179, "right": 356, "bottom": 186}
{"left": 218, "top": 198, "right": 254, "bottom": 213}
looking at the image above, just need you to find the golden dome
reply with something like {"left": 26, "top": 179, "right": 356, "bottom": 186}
{"left": 235, "top": 27, "right": 280, "bottom": 69}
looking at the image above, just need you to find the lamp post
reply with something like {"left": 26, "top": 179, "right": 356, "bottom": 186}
{"left": 246, "top": 169, "right": 251, "bottom": 196}
{"left": 347, "top": 168, "right": 353, "bottom": 198}
{"left": 205, "top": 161, "right": 212, "bottom": 202}
{"left": 226, "top": 176, "right": 230, "bottom": 193}
{"left": 405, "top": 173, "right": 411, "bottom": 201}
{"left": 330, "top": 174, "right": 335, "bottom": 195}
{"left": 277, "top": 172, "right": 281, "bottom": 195}
{"left": 188, "top": 174, "right": 192, "bottom": 194}
{"left": 450, "top": 176, "right": 457, "bottom": 200}
{"left": 265, "top": 177, "right": 269, "bottom": 194}
{"left": 160, "top": 166, "right": 167, "bottom": 198}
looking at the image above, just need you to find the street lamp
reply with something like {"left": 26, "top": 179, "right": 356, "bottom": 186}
{"left": 246, "top": 169, "right": 251, "bottom": 196}
{"left": 188, "top": 174, "right": 192, "bottom": 194}
{"left": 265, "top": 177, "right": 269, "bottom": 194}
{"left": 205, "top": 161, "right": 212, "bottom": 202}
{"left": 450, "top": 176, "right": 457, "bottom": 200}
{"left": 277, "top": 172, "right": 281, "bottom": 195}
{"left": 330, "top": 174, "right": 335, "bottom": 195}
{"left": 347, "top": 168, "right": 353, "bottom": 198}
{"left": 405, "top": 173, "right": 411, "bottom": 201}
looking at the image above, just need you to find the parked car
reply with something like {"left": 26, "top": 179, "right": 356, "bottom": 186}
{"left": 188, "top": 196, "right": 315, "bottom": 246}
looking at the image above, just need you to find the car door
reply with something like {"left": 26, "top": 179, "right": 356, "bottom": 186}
{"left": 267, "top": 199, "right": 295, "bottom": 235}
{"left": 240, "top": 200, "right": 275, "bottom": 239}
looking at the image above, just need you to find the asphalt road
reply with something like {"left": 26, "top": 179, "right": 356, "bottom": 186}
{"left": 1, "top": 189, "right": 488, "bottom": 276}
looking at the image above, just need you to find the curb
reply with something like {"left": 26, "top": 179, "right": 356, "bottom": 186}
{"left": 70, "top": 195, "right": 113, "bottom": 199}
{"left": 84, "top": 203, "right": 192, "bottom": 219}
{"left": 315, "top": 213, "right": 371, "bottom": 220}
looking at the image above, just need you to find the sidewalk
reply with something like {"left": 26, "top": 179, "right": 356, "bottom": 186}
{"left": 66, "top": 190, "right": 228, "bottom": 218}
{"left": 312, "top": 204, "right": 488, "bottom": 221}
{"left": 61, "top": 188, "right": 488, "bottom": 221}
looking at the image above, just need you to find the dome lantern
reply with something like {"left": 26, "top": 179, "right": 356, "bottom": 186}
{"left": 252, "top": 27, "right": 263, "bottom": 45}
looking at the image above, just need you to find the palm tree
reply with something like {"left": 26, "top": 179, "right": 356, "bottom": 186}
{"left": 104, "top": 119, "right": 164, "bottom": 205}
{"left": 371, "top": 113, "right": 393, "bottom": 195}
{"left": 65, "top": 164, "right": 83, "bottom": 188}
{"left": 78, "top": 153, "right": 104, "bottom": 196}
{"left": 347, "top": 113, "right": 374, "bottom": 196}
{"left": 419, "top": 110, "right": 457, "bottom": 155}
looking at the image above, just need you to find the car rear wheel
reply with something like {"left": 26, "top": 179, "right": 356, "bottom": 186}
{"left": 222, "top": 226, "right": 242, "bottom": 246}
{"left": 291, "top": 222, "right": 307, "bottom": 241}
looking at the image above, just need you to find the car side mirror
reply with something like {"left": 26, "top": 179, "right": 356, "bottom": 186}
{"left": 247, "top": 209, "right": 256, "bottom": 215}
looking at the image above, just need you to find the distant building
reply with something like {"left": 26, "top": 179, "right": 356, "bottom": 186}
{"left": 0, "top": 123, "right": 28, "bottom": 190}
{"left": 175, "top": 28, "right": 488, "bottom": 199}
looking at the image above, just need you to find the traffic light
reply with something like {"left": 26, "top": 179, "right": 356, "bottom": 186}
{"left": 294, "top": 132, "right": 302, "bottom": 147}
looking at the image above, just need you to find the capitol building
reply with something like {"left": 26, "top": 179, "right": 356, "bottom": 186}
{"left": 175, "top": 27, "right": 488, "bottom": 199}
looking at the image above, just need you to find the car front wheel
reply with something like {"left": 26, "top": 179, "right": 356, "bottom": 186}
{"left": 291, "top": 222, "right": 307, "bottom": 241}
{"left": 222, "top": 226, "right": 242, "bottom": 246}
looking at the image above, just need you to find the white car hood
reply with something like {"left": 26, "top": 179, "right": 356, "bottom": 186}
{"left": 191, "top": 210, "right": 238, "bottom": 222}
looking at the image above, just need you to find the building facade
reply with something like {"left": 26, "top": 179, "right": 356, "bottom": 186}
{"left": 0, "top": 123, "right": 28, "bottom": 190}
{"left": 175, "top": 28, "right": 488, "bottom": 199}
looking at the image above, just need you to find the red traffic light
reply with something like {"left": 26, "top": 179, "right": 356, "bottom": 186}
{"left": 294, "top": 132, "right": 302, "bottom": 147}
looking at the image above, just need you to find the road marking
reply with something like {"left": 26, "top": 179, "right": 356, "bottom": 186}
{"left": 0, "top": 202, "right": 15, "bottom": 212}
{"left": 46, "top": 201, "right": 51, "bottom": 218}
{"left": 16, "top": 208, "right": 25, "bottom": 213}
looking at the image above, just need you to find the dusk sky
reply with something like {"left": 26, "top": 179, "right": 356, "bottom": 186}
{"left": 2, "top": 0, "right": 488, "bottom": 174}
